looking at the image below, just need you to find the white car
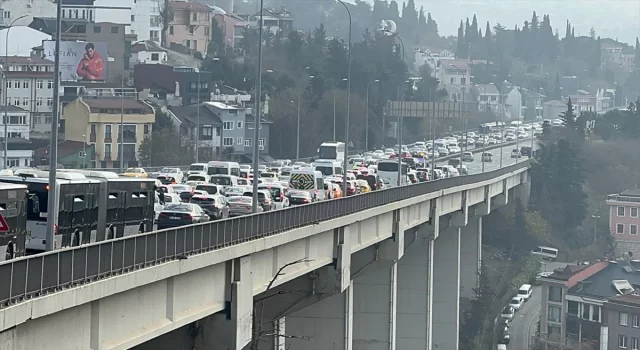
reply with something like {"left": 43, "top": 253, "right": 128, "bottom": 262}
{"left": 156, "top": 167, "right": 184, "bottom": 183}
{"left": 505, "top": 134, "right": 517, "bottom": 142}
{"left": 509, "top": 296, "right": 525, "bottom": 311}
{"left": 448, "top": 146, "right": 461, "bottom": 153}
{"left": 501, "top": 306, "right": 515, "bottom": 320}
{"left": 510, "top": 149, "right": 521, "bottom": 158}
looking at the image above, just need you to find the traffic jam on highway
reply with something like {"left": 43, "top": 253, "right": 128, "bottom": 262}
{"left": 0, "top": 119, "right": 553, "bottom": 263}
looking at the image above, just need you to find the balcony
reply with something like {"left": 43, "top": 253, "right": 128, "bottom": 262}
{"left": 607, "top": 194, "right": 640, "bottom": 204}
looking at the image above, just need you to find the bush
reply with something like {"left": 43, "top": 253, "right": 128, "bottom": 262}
{"left": 507, "top": 254, "right": 541, "bottom": 292}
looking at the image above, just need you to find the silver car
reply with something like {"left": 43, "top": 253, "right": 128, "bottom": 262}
{"left": 228, "top": 196, "right": 263, "bottom": 217}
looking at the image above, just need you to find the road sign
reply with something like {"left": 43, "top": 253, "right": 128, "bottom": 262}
{"left": 0, "top": 213, "right": 10, "bottom": 232}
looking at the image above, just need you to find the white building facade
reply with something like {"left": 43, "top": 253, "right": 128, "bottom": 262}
{"left": 2, "top": 56, "right": 54, "bottom": 137}
{"left": 414, "top": 48, "right": 454, "bottom": 77}
{"left": 0, "top": 107, "right": 33, "bottom": 167}
{"left": 0, "top": 0, "right": 56, "bottom": 27}
{"left": 131, "top": 0, "right": 162, "bottom": 42}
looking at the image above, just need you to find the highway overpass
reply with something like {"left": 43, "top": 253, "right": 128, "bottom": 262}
{"left": 0, "top": 160, "right": 532, "bottom": 350}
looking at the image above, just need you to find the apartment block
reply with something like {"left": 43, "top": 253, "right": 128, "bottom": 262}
{"left": 167, "top": 1, "right": 213, "bottom": 55}
{"left": 607, "top": 189, "right": 640, "bottom": 257}
{"left": 62, "top": 97, "right": 155, "bottom": 168}
{"left": 1, "top": 55, "right": 55, "bottom": 137}
{"left": 539, "top": 260, "right": 640, "bottom": 350}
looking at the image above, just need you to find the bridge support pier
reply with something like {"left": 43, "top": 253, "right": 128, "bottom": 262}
{"left": 459, "top": 216, "right": 482, "bottom": 301}
{"left": 431, "top": 226, "right": 461, "bottom": 350}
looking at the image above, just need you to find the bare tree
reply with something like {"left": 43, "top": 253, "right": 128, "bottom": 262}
{"left": 250, "top": 258, "right": 314, "bottom": 350}
{"left": 158, "top": 0, "right": 171, "bottom": 48}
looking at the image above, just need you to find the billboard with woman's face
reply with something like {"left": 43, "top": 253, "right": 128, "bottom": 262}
{"left": 43, "top": 41, "right": 108, "bottom": 81}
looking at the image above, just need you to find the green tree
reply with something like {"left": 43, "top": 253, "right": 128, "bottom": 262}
{"left": 460, "top": 262, "right": 494, "bottom": 349}
{"left": 138, "top": 128, "right": 195, "bottom": 166}
{"left": 559, "top": 98, "right": 576, "bottom": 129}
{"left": 207, "top": 18, "right": 225, "bottom": 57}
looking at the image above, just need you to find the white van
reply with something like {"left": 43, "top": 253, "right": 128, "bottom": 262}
{"left": 314, "top": 160, "right": 344, "bottom": 178}
{"left": 187, "top": 163, "right": 208, "bottom": 176}
{"left": 289, "top": 170, "right": 325, "bottom": 201}
{"left": 532, "top": 246, "right": 559, "bottom": 261}
{"left": 517, "top": 284, "right": 533, "bottom": 301}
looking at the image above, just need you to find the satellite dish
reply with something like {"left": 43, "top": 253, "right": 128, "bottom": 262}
{"left": 378, "top": 20, "right": 397, "bottom": 35}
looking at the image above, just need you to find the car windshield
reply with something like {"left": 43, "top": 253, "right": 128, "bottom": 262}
{"left": 211, "top": 176, "right": 231, "bottom": 186}
{"left": 126, "top": 168, "right": 141, "bottom": 173}
{"left": 315, "top": 166, "right": 333, "bottom": 176}
{"left": 189, "top": 165, "right": 205, "bottom": 171}
{"left": 188, "top": 175, "right": 207, "bottom": 182}
{"left": 161, "top": 168, "right": 177, "bottom": 173}
{"left": 259, "top": 186, "right": 281, "bottom": 198}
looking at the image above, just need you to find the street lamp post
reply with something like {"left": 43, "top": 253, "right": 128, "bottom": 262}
{"left": 336, "top": 0, "right": 352, "bottom": 195}
{"left": 45, "top": 0, "right": 62, "bottom": 251}
{"left": 195, "top": 68, "right": 201, "bottom": 162}
{"left": 82, "top": 134, "right": 86, "bottom": 168}
{"left": 251, "top": 0, "right": 265, "bottom": 214}
{"left": 119, "top": 74, "right": 124, "bottom": 172}
{"left": 296, "top": 75, "right": 314, "bottom": 159}
{"left": 365, "top": 79, "right": 379, "bottom": 151}
{"left": 331, "top": 78, "right": 347, "bottom": 141}
{"left": 3, "top": 14, "right": 28, "bottom": 169}
{"left": 592, "top": 215, "right": 600, "bottom": 251}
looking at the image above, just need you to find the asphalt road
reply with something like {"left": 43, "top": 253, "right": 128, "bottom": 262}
{"left": 507, "top": 261, "right": 567, "bottom": 350}
{"left": 435, "top": 136, "right": 539, "bottom": 175}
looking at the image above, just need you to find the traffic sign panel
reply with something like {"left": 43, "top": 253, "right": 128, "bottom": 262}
{"left": 0, "top": 213, "right": 10, "bottom": 232}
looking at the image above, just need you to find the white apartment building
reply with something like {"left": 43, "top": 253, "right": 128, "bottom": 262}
{"left": 438, "top": 59, "right": 471, "bottom": 87}
{"left": 414, "top": 48, "right": 454, "bottom": 77}
{"left": 0, "top": 0, "right": 56, "bottom": 27}
{"left": 2, "top": 56, "right": 54, "bottom": 137}
{"left": 131, "top": 0, "right": 162, "bottom": 43}
{"left": 131, "top": 40, "right": 168, "bottom": 65}
{"left": 0, "top": 106, "right": 34, "bottom": 167}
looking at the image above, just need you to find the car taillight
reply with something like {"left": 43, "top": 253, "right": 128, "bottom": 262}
{"left": 302, "top": 199, "right": 310, "bottom": 203}
{"left": 183, "top": 214, "right": 193, "bottom": 220}
{"left": 159, "top": 213, "right": 169, "bottom": 219}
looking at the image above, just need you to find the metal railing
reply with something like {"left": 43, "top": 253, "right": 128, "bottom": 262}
{"left": 0, "top": 160, "right": 531, "bottom": 309}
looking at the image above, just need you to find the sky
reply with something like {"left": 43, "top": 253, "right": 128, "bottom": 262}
{"left": 413, "top": 0, "right": 640, "bottom": 44}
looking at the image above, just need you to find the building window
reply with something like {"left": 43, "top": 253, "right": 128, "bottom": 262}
{"left": 131, "top": 15, "right": 135, "bottom": 22}
{"left": 6, "top": 80, "right": 11, "bottom": 89}
{"left": 632, "top": 225, "right": 638, "bottom": 235}
{"left": 620, "top": 335, "right": 628, "bottom": 349}
{"left": 3, "top": 11, "right": 9, "bottom": 19}
{"left": 619, "top": 206, "right": 626, "bottom": 216}
{"left": 105, "top": 124, "right": 112, "bottom": 139}
{"left": 244, "top": 138, "right": 251, "bottom": 147}
{"left": 633, "top": 208, "right": 639, "bottom": 217}
{"left": 223, "top": 121, "right": 233, "bottom": 130}
{"left": 47, "top": 80, "right": 53, "bottom": 89}
{"left": 169, "top": 26, "right": 174, "bottom": 35}
{"left": 189, "top": 25, "right": 195, "bottom": 34}
{"left": 143, "top": 124, "right": 150, "bottom": 135}
{"left": 22, "top": 80, "right": 28, "bottom": 88}
{"left": 621, "top": 312, "right": 629, "bottom": 326}
{"left": 259, "top": 138, "right": 265, "bottom": 150}
{"left": 111, "top": 26, "right": 119, "bottom": 34}
{"left": 547, "top": 305, "right": 561, "bottom": 323}
{"left": 205, "top": 26, "right": 210, "bottom": 36}
{"left": 12, "top": 98, "right": 18, "bottom": 106}
{"left": 36, "top": 80, "right": 43, "bottom": 89}
{"left": 567, "top": 301, "right": 579, "bottom": 316}
{"left": 200, "top": 127, "right": 212, "bottom": 140}
{"left": 45, "top": 116, "right": 51, "bottom": 124}
{"left": 192, "top": 12, "right": 197, "bottom": 21}
{"left": 235, "top": 137, "right": 242, "bottom": 145}
{"left": 151, "top": 53, "right": 159, "bottom": 61}
{"left": 104, "top": 144, "right": 112, "bottom": 158}
{"left": 618, "top": 224, "right": 625, "bottom": 234}
{"left": 548, "top": 286, "right": 562, "bottom": 302}
{"left": 634, "top": 315, "right": 640, "bottom": 328}
{"left": 46, "top": 97, "right": 53, "bottom": 107}
{"left": 34, "top": 116, "right": 41, "bottom": 124}
{"left": 6, "top": 158, "right": 19, "bottom": 167}
{"left": 237, "top": 121, "right": 243, "bottom": 129}
{"left": 633, "top": 337, "right": 639, "bottom": 350}
{"left": 222, "top": 137, "right": 233, "bottom": 146}
{"left": 22, "top": 97, "right": 28, "bottom": 106}
{"left": 94, "top": 26, "right": 101, "bottom": 33}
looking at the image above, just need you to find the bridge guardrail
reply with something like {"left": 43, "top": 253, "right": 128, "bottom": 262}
{"left": 0, "top": 160, "right": 532, "bottom": 310}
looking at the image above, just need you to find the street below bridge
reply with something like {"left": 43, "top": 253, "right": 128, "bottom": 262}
{"left": 508, "top": 261, "right": 566, "bottom": 350}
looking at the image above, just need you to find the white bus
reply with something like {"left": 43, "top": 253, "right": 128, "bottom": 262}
{"left": 207, "top": 161, "right": 241, "bottom": 177}
{"left": 0, "top": 183, "right": 28, "bottom": 261}
{"left": 377, "top": 159, "right": 409, "bottom": 187}
{"left": 318, "top": 141, "right": 346, "bottom": 162}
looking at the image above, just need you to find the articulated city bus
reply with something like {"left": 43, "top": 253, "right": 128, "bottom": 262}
{"left": 0, "top": 183, "right": 28, "bottom": 261}
{"left": 0, "top": 169, "right": 156, "bottom": 252}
